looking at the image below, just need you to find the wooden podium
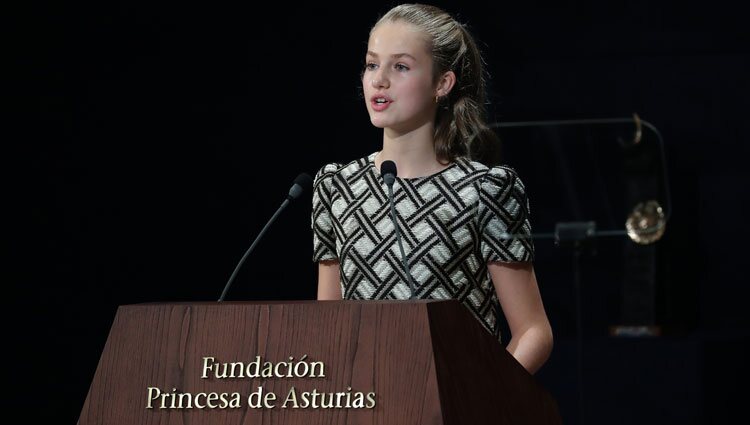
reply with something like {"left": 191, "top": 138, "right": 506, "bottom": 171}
{"left": 78, "top": 300, "right": 562, "bottom": 424}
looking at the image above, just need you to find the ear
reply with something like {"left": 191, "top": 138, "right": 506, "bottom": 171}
{"left": 435, "top": 70, "right": 456, "bottom": 98}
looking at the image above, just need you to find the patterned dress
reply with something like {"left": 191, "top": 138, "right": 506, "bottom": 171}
{"left": 311, "top": 152, "right": 534, "bottom": 340}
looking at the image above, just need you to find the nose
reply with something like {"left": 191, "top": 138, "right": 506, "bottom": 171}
{"left": 371, "top": 69, "right": 389, "bottom": 89}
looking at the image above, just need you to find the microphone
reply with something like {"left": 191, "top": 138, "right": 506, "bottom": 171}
{"left": 218, "top": 172, "right": 313, "bottom": 302}
{"left": 381, "top": 160, "right": 417, "bottom": 300}
{"left": 381, "top": 160, "right": 396, "bottom": 187}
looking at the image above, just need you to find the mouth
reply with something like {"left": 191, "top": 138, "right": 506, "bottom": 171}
{"left": 370, "top": 95, "right": 392, "bottom": 111}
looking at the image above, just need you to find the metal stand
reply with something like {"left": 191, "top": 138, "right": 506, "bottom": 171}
{"left": 555, "top": 221, "right": 597, "bottom": 425}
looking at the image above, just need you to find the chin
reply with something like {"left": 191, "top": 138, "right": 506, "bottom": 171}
{"left": 369, "top": 116, "right": 388, "bottom": 128}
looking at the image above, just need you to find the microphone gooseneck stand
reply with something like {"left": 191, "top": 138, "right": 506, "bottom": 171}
{"left": 218, "top": 173, "right": 312, "bottom": 302}
{"left": 381, "top": 160, "right": 418, "bottom": 300}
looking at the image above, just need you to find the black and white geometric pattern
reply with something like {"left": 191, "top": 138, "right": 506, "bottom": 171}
{"left": 312, "top": 152, "right": 534, "bottom": 340}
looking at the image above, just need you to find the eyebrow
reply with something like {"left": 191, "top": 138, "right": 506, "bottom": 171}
{"left": 366, "top": 51, "right": 417, "bottom": 61}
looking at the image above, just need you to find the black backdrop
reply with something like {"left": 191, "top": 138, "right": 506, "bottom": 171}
{"left": 10, "top": 1, "right": 749, "bottom": 423}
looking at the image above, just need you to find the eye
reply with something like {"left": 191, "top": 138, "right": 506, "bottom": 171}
{"left": 394, "top": 63, "right": 410, "bottom": 71}
{"left": 364, "top": 62, "right": 378, "bottom": 71}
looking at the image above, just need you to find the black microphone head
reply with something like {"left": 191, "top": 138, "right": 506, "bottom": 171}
{"left": 381, "top": 160, "right": 397, "bottom": 187}
{"left": 294, "top": 173, "right": 313, "bottom": 190}
{"left": 288, "top": 172, "right": 313, "bottom": 200}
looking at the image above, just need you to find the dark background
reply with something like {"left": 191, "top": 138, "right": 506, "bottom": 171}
{"left": 10, "top": 1, "right": 749, "bottom": 423}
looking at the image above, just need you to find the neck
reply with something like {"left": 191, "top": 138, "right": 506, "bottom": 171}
{"left": 376, "top": 125, "right": 448, "bottom": 179}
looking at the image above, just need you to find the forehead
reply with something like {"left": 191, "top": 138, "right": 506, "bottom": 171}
{"left": 367, "top": 21, "right": 430, "bottom": 57}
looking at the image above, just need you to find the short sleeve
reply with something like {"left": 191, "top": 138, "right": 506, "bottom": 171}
{"left": 311, "top": 163, "right": 341, "bottom": 262}
{"left": 477, "top": 166, "right": 535, "bottom": 263}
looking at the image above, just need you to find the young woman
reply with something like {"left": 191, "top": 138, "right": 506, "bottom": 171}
{"left": 312, "top": 3, "right": 553, "bottom": 375}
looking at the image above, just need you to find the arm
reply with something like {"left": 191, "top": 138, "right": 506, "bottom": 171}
{"left": 488, "top": 261, "right": 553, "bottom": 375}
{"left": 317, "top": 259, "right": 343, "bottom": 300}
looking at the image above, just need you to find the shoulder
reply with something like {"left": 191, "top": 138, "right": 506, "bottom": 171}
{"left": 451, "top": 158, "right": 524, "bottom": 188}
{"left": 444, "top": 157, "right": 489, "bottom": 185}
{"left": 481, "top": 165, "right": 526, "bottom": 190}
{"left": 470, "top": 162, "right": 529, "bottom": 204}
{"left": 313, "top": 153, "right": 375, "bottom": 188}
{"left": 313, "top": 162, "right": 343, "bottom": 183}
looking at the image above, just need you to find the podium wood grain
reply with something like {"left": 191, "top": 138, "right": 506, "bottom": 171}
{"left": 78, "top": 300, "right": 561, "bottom": 425}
